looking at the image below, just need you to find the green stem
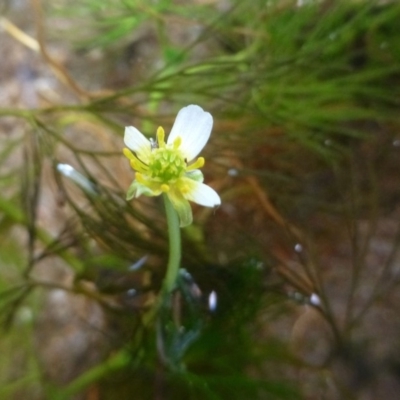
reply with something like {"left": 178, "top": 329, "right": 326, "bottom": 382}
{"left": 162, "top": 193, "right": 181, "bottom": 293}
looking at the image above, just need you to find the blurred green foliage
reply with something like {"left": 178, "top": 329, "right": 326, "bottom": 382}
{"left": 1, "top": 0, "right": 400, "bottom": 398}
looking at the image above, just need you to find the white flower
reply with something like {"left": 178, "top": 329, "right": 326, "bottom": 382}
{"left": 123, "top": 105, "right": 221, "bottom": 227}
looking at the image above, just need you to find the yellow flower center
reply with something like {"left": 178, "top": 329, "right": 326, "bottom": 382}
{"left": 123, "top": 126, "right": 205, "bottom": 193}
{"left": 148, "top": 147, "right": 186, "bottom": 182}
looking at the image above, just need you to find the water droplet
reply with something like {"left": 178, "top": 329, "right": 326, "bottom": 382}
{"left": 128, "top": 255, "right": 148, "bottom": 271}
{"left": 324, "top": 139, "right": 332, "bottom": 146}
{"left": 228, "top": 168, "right": 239, "bottom": 177}
{"left": 393, "top": 139, "right": 400, "bottom": 147}
{"left": 294, "top": 243, "right": 303, "bottom": 253}
{"left": 208, "top": 291, "right": 218, "bottom": 312}
{"left": 57, "top": 163, "right": 74, "bottom": 176}
{"left": 329, "top": 32, "right": 337, "bottom": 41}
{"left": 126, "top": 288, "right": 137, "bottom": 297}
{"left": 309, "top": 293, "right": 321, "bottom": 306}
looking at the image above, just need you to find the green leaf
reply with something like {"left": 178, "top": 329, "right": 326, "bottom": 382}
{"left": 126, "top": 180, "right": 155, "bottom": 200}
{"left": 167, "top": 189, "right": 193, "bottom": 227}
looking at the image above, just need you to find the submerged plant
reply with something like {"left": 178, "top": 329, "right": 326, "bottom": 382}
{"left": 122, "top": 105, "right": 222, "bottom": 371}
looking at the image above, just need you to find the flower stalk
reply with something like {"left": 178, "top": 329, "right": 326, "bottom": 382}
{"left": 162, "top": 193, "right": 181, "bottom": 293}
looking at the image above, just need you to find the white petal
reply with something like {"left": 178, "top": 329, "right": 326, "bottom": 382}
{"left": 184, "top": 180, "right": 221, "bottom": 207}
{"left": 124, "top": 126, "right": 151, "bottom": 162}
{"left": 167, "top": 105, "right": 213, "bottom": 161}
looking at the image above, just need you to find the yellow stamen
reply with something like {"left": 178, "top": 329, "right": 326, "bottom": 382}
{"left": 135, "top": 172, "right": 146, "bottom": 185}
{"left": 130, "top": 158, "right": 147, "bottom": 173}
{"left": 136, "top": 172, "right": 151, "bottom": 186}
{"left": 161, "top": 184, "right": 170, "bottom": 192}
{"left": 123, "top": 147, "right": 134, "bottom": 160}
{"left": 178, "top": 182, "right": 190, "bottom": 194}
{"left": 173, "top": 136, "right": 182, "bottom": 149}
{"left": 134, "top": 173, "right": 163, "bottom": 195}
{"left": 157, "top": 126, "right": 165, "bottom": 148}
{"left": 187, "top": 157, "right": 205, "bottom": 171}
